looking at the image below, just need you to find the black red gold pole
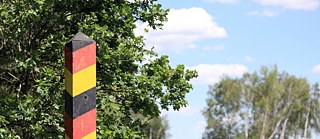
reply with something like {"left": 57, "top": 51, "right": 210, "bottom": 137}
{"left": 64, "top": 32, "right": 96, "bottom": 139}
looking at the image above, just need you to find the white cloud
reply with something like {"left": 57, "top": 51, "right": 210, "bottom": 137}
{"left": 161, "top": 105, "right": 200, "bottom": 117}
{"left": 312, "top": 65, "right": 320, "bottom": 74}
{"left": 256, "top": 0, "right": 320, "bottom": 10}
{"left": 244, "top": 55, "right": 254, "bottom": 62}
{"left": 194, "top": 120, "right": 206, "bottom": 133}
{"left": 188, "top": 64, "right": 248, "bottom": 84}
{"left": 135, "top": 7, "right": 227, "bottom": 51}
{"left": 247, "top": 9, "right": 280, "bottom": 17}
{"left": 204, "top": 0, "right": 238, "bottom": 4}
{"left": 203, "top": 45, "right": 225, "bottom": 51}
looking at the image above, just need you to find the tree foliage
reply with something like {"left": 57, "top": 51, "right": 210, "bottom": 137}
{"left": 0, "top": 0, "right": 198, "bottom": 138}
{"left": 202, "top": 65, "right": 320, "bottom": 139}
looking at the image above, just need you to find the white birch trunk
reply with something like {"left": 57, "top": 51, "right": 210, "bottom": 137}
{"left": 149, "top": 128, "right": 152, "bottom": 139}
{"left": 260, "top": 113, "right": 268, "bottom": 139}
{"left": 303, "top": 111, "right": 310, "bottom": 139}
{"left": 267, "top": 116, "right": 285, "bottom": 139}
{"left": 279, "top": 117, "right": 289, "bottom": 139}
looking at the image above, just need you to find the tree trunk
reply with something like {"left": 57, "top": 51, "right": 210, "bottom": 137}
{"left": 245, "top": 113, "right": 249, "bottom": 139}
{"left": 267, "top": 116, "right": 285, "bottom": 139}
{"left": 156, "top": 127, "right": 163, "bottom": 139}
{"left": 245, "top": 122, "right": 248, "bottom": 139}
{"left": 260, "top": 113, "right": 268, "bottom": 139}
{"left": 303, "top": 111, "right": 310, "bottom": 139}
{"left": 279, "top": 117, "right": 289, "bottom": 139}
{"left": 149, "top": 128, "right": 152, "bottom": 139}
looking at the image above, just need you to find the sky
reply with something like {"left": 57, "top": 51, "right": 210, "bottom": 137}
{"left": 136, "top": 0, "right": 320, "bottom": 138}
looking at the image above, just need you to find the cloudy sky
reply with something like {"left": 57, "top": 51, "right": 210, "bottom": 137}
{"left": 136, "top": 0, "right": 320, "bottom": 138}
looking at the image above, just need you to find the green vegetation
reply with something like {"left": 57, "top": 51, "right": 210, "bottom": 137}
{"left": 0, "top": 0, "right": 197, "bottom": 138}
{"left": 202, "top": 65, "right": 320, "bottom": 139}
{"left": 145, "top": 115, "right": 171, "bottom": 139}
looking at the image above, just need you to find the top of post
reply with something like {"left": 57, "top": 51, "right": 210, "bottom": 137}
{"left": 65, "top": 32, "right": 95, "bottom": 52}
{"left": 69, "top": 32, "right": 94, "bottom": 42}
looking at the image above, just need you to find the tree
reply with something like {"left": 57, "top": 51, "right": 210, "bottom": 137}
{"left": 202, "top": 65, "right": 320, "bottom": 139}
{"left": 145, "top": 115, "right": 171, "bottom": 139}
{"left": 0, "top": 0, "right": 198, "bottom": 138}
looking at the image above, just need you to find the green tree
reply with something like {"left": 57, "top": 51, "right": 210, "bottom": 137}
{"left": 202, "top": 65, "right": 320, "bottom": 139}
{"left": 0, "top": 0, "right": 197, "bottom": 138}
{"left": 145, "top": 115, "right": 170, "bottom": 139}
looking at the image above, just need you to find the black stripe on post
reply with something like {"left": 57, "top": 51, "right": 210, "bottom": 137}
{"left": 65, "top": 87, "right": 96, "bottom": 119}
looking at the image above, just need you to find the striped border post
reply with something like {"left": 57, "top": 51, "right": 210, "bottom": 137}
{"left": 64, "top": 32, "right": 96, "bottom": 139}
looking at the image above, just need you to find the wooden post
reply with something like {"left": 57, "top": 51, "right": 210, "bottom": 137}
{"left": 64, "top": 32, "right": 96, "bottom": 139}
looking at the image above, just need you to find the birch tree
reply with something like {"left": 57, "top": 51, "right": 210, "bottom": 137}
{"left": 202, "top": 65, "right": 320, "bottom": 139}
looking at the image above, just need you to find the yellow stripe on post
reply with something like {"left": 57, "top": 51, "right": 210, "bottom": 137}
{"left": 65, "top": 64, "right": 96, "bottom": 97}
{"left": 82, "top": 131, "right": 96, "bottom": 139}
{"left": 65, "top": 130, "right": 96, "bottom": 139}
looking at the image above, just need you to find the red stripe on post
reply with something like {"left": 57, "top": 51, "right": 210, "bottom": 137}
{"left": 64, "top": 109, "right": 96, "bottom": 139}
{"left": 65, "top": 42, "right": 96, "bottom": 74}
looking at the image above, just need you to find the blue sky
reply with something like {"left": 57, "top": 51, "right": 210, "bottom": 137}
{"left": 136, "top": 0, "right": 320, "bottom": 138}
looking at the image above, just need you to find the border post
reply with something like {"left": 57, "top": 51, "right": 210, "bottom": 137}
{"left": 64, "top": 32, "right": 96, "bottom": 139}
